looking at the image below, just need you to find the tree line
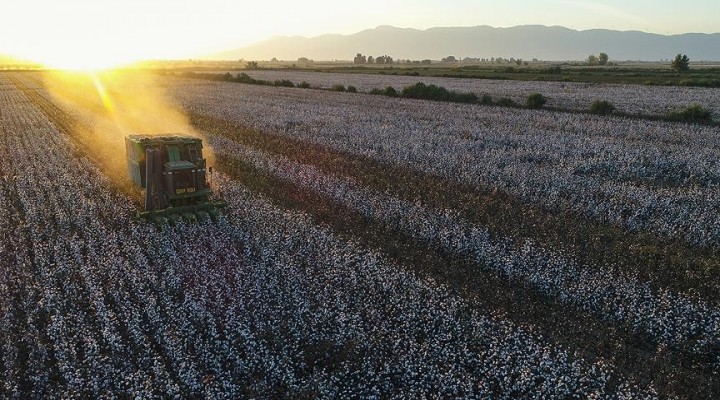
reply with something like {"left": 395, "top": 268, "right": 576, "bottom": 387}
{"left": 353, "top": 51, "right": 693, "bottom": 72}
{"left": 354, "top": 53, "right": 394, "bottom": 64}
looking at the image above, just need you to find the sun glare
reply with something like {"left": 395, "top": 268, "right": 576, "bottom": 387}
{"left": 10, "top": 41, "right": 142, "bottom": 71}
{"left": 2, "top": 1, "right": 190, "bottom": 71}
{"left": 3, "top": 37, "right": 143, "bottom": 71}
{"left": 42, "top": 58, "right": 125, "bottom": 71}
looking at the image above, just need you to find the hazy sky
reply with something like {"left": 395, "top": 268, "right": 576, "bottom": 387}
{"left": 2, "top": 0, "right": 718, "bottom": 68}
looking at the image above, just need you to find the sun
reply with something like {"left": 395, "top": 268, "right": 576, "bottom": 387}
{"left": 42, "top": 57, "right": 128, "bottom": 71}
{"left": 2, "top": 35, "right": 139, "bottom": 71}
{"left": 8, "top": 33, "right": 147, "bottom": 71}
{"left": 0, "top": 1, "right": 284, "bottom": 72}
{"left": 0, "top": 1, "right": 183, "bottom": 72}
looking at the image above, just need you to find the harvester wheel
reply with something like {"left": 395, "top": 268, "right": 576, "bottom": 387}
{"left": 209, "top": 208, "right": 221, "bottom": 221}
{"left": 195, "top": 210, "right": 210, "bottom": 221}
{"left": 168, "top": 214, "right": 183, "bottom": 226}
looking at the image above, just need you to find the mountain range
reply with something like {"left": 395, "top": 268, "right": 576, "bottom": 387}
{"left": 211, "top": 25, "right": 720, "bottom": 62}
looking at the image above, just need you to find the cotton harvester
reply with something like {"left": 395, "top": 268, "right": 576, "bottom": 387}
{"left": 125, "top": 134, "right": 224, "bottom": 224}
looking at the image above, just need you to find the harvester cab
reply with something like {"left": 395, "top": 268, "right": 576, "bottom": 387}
{"left": 125, "top": 134, "right": 225, "bottom": 224}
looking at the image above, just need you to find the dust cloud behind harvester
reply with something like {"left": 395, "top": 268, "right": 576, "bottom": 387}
{"left": 38, "top": 70, "right": 216, "bottom": 197}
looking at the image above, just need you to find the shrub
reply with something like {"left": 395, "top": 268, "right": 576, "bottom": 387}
{"left": 401, "top": 82, "right": 477, "bottom": 104}
{"left": 369, "top": 88, "right": 384, "bottom": 95}
{"left": 454, "top": 92, "right": 479, "bottom": 104}
{"left": 526, "top": 93, "right": 547, "bottom": 109}
{"left": 383, "top": 86, "right": 398, "bottom": 97}
{"left": 232, "top": 73, "right": 272, "bottom": 86}
{"left": 667, "top": 104, "right": 713, "bottom": 124}
{"left": 346, "top": 85, "right": 358, "bottom": 93}
{"left": 678, "top": 79, "right": 720, "bottom": 88}
{"left": 274, "top": 79, "right": 295, "bottom": 88}
{"left": 401, "top": 82, "right": 445, "bottom": 100}
{"left": 495, "top": 98, "right": 519, "bottom": 107}
{"left": 235, "top": 73, "right": 256, "bottom": 84}
{"left": 298, "top": 81, "right": 311, "bottom": 89}
{"left": 480, "top": 94, "right": 494, "bottom": 105}
{"left": 542, "top": 65, "right": 562, "bottom": 74}
{"left": 331, "top": 84, "right": 346, "bottom": 92}
{"left": 589, "top": 100, "right": 615, "bottom": 116}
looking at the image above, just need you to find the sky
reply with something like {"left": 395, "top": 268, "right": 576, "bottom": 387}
{"left": 1, "top": 0, "right": 718, "bottom": 68}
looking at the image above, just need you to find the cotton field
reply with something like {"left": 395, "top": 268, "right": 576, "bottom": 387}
{"left": 167, "top": 77, "right": 720, "bottom": 247}
{"left": 1, "top": 70, "right": 719, "bottom": 398}
{"left": 230, "top": 69, "right": 720, "bottom": 116}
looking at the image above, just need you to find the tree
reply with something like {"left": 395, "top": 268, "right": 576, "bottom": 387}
{"left": 367, "top": 56, "right": 374, "bottom": 64}
{"left": 442, "top": 55, "right": 457, "bottom": 63}
{"left": 588, "top": 53, "right": 608, "bottom": 66}
{"left": 671, "top": 54, "right": 690, "bottom": 72}
{"left": 587, "top": 54, "right": 598, "bottom": 66}
{"left": 353, "top": 53, "right": 366, "bottom": 64}
{"left": 598, "top": 52, "right": 608, "bottom": 66}
{"left": 375, "top": 55, "right": 393, "bottom": 64}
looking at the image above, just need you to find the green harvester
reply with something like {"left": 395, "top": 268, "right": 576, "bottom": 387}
{"left": 125, "top": 134, "right": 225, "bottom": 224}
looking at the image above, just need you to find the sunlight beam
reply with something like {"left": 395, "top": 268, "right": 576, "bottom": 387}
{"left": 90, "top": 73, "right": 115, "bottom": 115}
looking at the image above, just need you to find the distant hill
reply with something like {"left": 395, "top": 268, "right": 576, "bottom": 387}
{"left": 210, "top": 25, "right": 720, "bottom": 62}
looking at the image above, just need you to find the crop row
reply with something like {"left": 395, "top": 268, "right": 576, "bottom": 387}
{"left": 208, "top": 133, "right": 720, "bottom": 366}
{"left": 1, "top": 72, "right": 656, "bottom": 397}
{"left": 165, "top": 77, "right": 720, "bottom": 247}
